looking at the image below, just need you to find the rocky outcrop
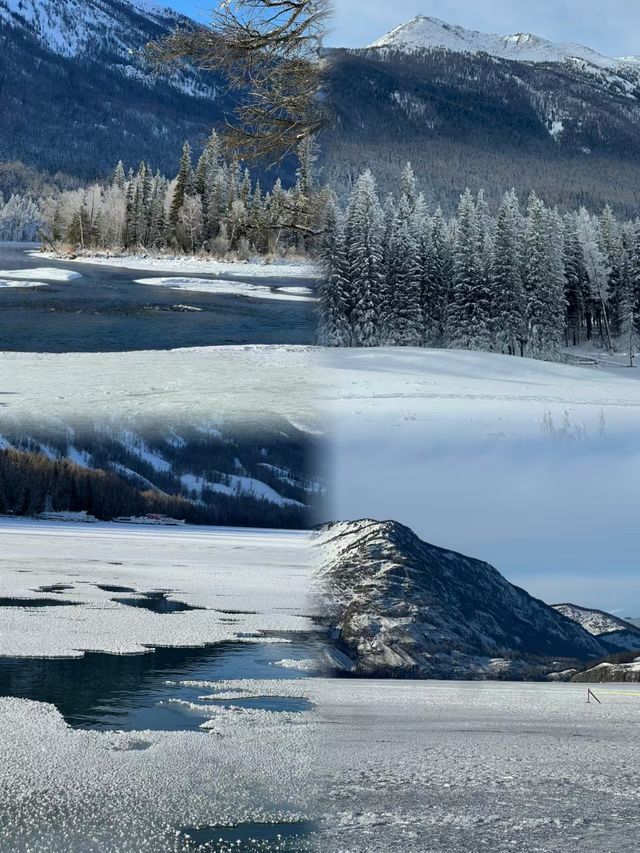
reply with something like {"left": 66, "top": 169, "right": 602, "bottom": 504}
{"left": 317, "top": 520, "right": 608, "bottom": 680}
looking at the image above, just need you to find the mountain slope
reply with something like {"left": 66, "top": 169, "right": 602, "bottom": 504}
{"left": 324, "top": 17, "right": 640, "bottom": 214}
{"left": 553, "top": 604, "right": 640, "bottom": 652}
{"left": 0, "top": 0, "right": 229, "bottom": 188}
{"left": 369, "top": 15, "right": 640, "bottom": 73}
{"left": 0, "top": 417, "right": 319, "bottom": 528}
{"left": 317, "top": 519, "right": 608, "bottom": 679}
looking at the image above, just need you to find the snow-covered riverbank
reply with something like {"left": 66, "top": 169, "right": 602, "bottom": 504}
{"left": 33, "top": 250, "right": 319, "bottom": 280}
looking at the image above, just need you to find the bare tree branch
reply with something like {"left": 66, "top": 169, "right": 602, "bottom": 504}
{"left": 148, "top": 0, "right": 330, "bottom": 162}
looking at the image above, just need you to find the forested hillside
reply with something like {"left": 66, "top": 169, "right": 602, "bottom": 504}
{"left": 323, "top": 45, "right": 640, "bottom": 215}
{"left": 0, "top": 417, "right": 321, "bottom": 528}
{"left": 0, "top": 0, "right": 231, "bottom": 191}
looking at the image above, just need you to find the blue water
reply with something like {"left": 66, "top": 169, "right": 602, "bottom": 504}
{"left": 0, "top": 637, "right": 319, "bottom": 732}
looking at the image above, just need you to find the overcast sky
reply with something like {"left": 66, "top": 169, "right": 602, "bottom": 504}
{"left": 171, "top": 1, "right": 640, "bottom": 56}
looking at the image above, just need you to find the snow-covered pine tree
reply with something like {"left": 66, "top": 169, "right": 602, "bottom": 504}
{"left": 562, "top": 213, "right": 590, "bottom": 345}
{"left": 598, "top": 205, "right": 625, "bottom": 337}
{"left": 296, "top": 136, "right": 320, "bottom": 198}
{"left": 169, "top": 142, "right": 194, "bottom": 233}
{"left": 577, "top": 208, "right": 613, "bottom": 351}
{"left": 491, "top": 190, "right": 526, "bottom": 355}
{"left": 381, "top": 193, "right": 423, "bottom": 346}
{"left": 318, "top": 196, "right": 352, "bottom": 346}
{"left": 524, "top": 195, "right": 566, "bottom": 360}
{"left": 345, "top": 171, "right": 385, "bottom": 347}
{"left": 112, "top": 161, "right": 126, "bottom": 193}
{"left": 448, "top": 189, "right": 492, "bottom": 350}
{"left": 399, "top": 162, "right": 418, "bottom": 215}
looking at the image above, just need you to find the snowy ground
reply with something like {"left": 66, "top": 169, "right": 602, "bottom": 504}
{"left": 311, "top": 678, "right": 640, "bottom": 853}
{"left": 320, "top": 348, "right": 640, "bottom": 614}
{"left": 2, "top": 672, "right": 639, "bottom": 852}
{"left": 0, "top": 345, "right": 319, "bottom": 426}
{"left": 0, "top": 519, "right": 316, "bottom": 657}
{"left": 34, "top": 251, "right": 318, "bottom": 280}
{"left": 133, "top": 277, "right": 316, "bottom": 302}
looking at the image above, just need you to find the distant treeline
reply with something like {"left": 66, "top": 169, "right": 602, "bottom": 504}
{"left": 3, "top": 133, "right": 329, "bottom": 258}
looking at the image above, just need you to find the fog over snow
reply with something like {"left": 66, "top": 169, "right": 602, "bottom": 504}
{"left": 321, "top": 348, "right": 640, "bottom": 616}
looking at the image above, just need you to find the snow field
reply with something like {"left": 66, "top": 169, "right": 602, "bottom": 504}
{"left": 311, "top": 678, "right": 640, "bottom": 852}
{"left": 0, "top": 345, "right": 319, "bottom": 425}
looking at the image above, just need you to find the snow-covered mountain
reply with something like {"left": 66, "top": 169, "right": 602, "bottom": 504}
{"left": 324, "top": 16, "right": 640, "bottom": 214}
{"left": 0, "top": 0, "right": 182, "bottom": 60}
{"left": 369, "top": 15, "right": 640, "bottom": 75}
{"left": 553, "top": 604, "right": 640, "bottom": 651}
{"left": 317, "top": 519, "right": 608, "bottom": 680}
{"left": 0, "top": 0, "right": 229, "bottom": 188}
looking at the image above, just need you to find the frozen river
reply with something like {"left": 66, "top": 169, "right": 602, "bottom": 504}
{"left": 0, "top": 244, "right": 316, "bottom": 351}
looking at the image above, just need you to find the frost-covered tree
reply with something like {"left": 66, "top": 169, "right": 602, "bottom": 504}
{"left": 491, "top": 190, "right": 526, "bottom": 355}
{"left": 381, "top": 193, "right": 422, "bottom": 346}
{"left": 524, "top": 195, "right": 566, "bottom": 360}
{"left": 448, "top": 189, "right": 492, "bottom": 350}
{"left": 345, "top": 171, "right": 385, "bottom": 347}
{"left": 318, "top": 196, "right": 351, "bottom": 346}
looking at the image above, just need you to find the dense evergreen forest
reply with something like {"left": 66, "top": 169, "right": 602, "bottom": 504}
{"left": 319, "top": 164, "right": 640, "bottom": 361}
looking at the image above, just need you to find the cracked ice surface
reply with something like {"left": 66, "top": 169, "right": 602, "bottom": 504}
{"left": 0, "top": 520, "right": 316, "bottom": 658}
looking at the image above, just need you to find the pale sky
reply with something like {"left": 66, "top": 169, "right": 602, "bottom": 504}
{"left": 171, "top": 1, "right": 640, "bottom": 56}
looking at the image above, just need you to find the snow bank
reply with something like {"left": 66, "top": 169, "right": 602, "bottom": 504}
{"left": 33, "top": 251, "right": 319, "bottom": 279}
{"left": 134, "top": 276, "right": 316, "bottom": 302}
{"left": 0, "top": 267, "right": 82, "bottom": 281}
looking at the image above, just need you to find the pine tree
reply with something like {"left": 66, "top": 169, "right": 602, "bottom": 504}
{"left": 345, "top": 171, "right": 385, "bottom": 347}
{"left": 382, "top": 193, "right": 422, "bottom": 346}
{"left": 524, "top": 195, "right": 565, "bottom": 360}
{"left": 563, "top": 213, "right": 589, "bottom": 346}
{"left": 169, "top": 142, "right": 194, "bottom": 233}
{"left": 599, "top": 206, "right": 625, "bottom": 337}
{"left": 318, "top": 197, "right": 352, "bottom": 346}
{"left": 448, "top": 189, "right": 492, "bottom": 350}
{"left": 491, "top": 190, "right": 526, "bottom": 355}
{"left": 112, "top": 161, "right": 126, "bottom": 192}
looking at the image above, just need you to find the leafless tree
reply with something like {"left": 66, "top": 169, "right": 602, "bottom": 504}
{"left": 148, "top": 0, "right": 330, "bottom": 162}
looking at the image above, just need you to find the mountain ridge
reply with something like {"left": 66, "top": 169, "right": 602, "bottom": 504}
{"left": 368, "top": 14, "right": 640, "bottom": 73}
{"left": 323, "top": 15, "right": 640, "bottom": 215}
{"left": 0, "top": 0, "right": 228, "bottom": 189}
{"left": 317, "top": 519, "right": 609, "bottom": 680}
